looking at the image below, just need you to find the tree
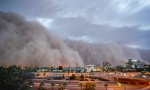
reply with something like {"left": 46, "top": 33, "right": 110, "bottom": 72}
{"left": 62, "top": 74, "right": 65, "bottom": 79}
{"left": 28, "top": 80, "right": 34, "bottom": 88}
{"left": 51, "top": 82, "right": 55, "bottom": 90}
{"left": 70, "top": 74, "right": 76, "bottom": 80}
{"left": 39, "top": 81, "right": 45, "bottom": 90}
{"left": 62, "top": 82, "right": 67, "bottom": 89}
{"left": 0, "top": 65, "right": 33, "bottom": 90}
{"left": 91, "top": 83, "right": 96, "bottom": 89}
{"left": 43, "top": 72, "right": 46, "bottom": 76}
{"left": 79, "top": 82, "right": 84, "bottom": 90}
{"left": 58, "top": 66, "right": 63, "bottom": 70}
{"left": 104, "top": 83, "right": 108, "bottom": 90}
{"left": 80, "top": 74, "right": 84, "bottom": 81}
{"left": 58, "top": 82, "right": 68, "bottom": 90}
{"left": 58, "top": 83, "right": 62, "bottom": 90}
{"left": 84, "top": 83, "right": 96, "bottom": 90}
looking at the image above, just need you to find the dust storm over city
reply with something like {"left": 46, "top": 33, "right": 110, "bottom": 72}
{"left": 0, "top": 12, "right": 84, "bottom": 66}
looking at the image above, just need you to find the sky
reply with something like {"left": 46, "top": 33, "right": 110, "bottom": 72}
{"left": 0, "top": 0, "right": 150, "bottom": 49}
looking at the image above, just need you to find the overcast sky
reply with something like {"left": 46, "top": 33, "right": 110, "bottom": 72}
{"left": 0, "top": 0, "right": 150, "bottom": 49}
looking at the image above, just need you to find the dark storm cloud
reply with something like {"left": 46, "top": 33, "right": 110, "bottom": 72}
{"left": 51, "top": 17, "right": 150, "bottom": 49}
{"left": 0, "top": 0, "right": 150, "bottom": 49}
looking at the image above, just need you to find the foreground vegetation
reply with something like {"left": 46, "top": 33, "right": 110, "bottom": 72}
{"left": 0, "top": 65, "right": 34, "bottom": 90}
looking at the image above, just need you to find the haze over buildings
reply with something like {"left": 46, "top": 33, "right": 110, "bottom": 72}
{"left": 0, "top": 0, "right": 150, "bottom": 66}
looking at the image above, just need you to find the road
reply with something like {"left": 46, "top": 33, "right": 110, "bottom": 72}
{"left": 31, "top": 72, "right": 150, "bottom": 90}
{"left": 31, "top": 79, "right": 149, "bottom": 90}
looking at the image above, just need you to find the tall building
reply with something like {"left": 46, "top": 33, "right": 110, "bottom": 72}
{"left": 127, "top": 59, "right": 145, "bottom": 69}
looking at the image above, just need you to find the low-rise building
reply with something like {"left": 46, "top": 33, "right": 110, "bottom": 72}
{"left": 86, "top": 64, "right": 96, "bottom": 72}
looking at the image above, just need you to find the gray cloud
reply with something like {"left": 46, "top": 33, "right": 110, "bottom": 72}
{"left": 51, "top": 17, "right": 150, "bottom": 49}
{"left": 0, "top": 0, "right": 150, "bottom": 49}
{"left": 0, "top": 0, "right": 59, "bottom": 18}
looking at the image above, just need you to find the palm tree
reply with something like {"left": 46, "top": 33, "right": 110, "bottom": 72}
{"left": 51, "top": 82, "right": 55, "bottom": 90}
{"left": 104, "top": 83, "right": 108, "bottom": 90}
{"left": 28, "top": 80, "right": 34, "bottom": 88}
{"left": 58, "top": 83, "right": 62, "bottom": 90}
{"left": 80, "top": 74, "right": 84, "bottom": 81}
{"left": 62, "top": 82, "right": 67, "bottom": 89}
{"left": 79, "top": 82, "right": 84, "bottom": 90}
{"left": 39, "top": 82, "right": 44, "bottom": 87}
{"left": 91, "top": 83, "right": 96, "bottom": 89}
{"left": 85, "top": 83, "right": 91, "bottom": 90}
{"left": 84, "top": 83, "right": 96, "bottom": 90}
{"left": 39, "top": 81, "right": 45, "bottom": 90}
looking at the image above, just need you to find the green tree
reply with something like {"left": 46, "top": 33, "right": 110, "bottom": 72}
{"left": 0, "top": 65, "right": 33, "bottom": 90}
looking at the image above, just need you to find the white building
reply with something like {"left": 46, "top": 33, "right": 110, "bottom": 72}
{"left": 86, "top": 64, "right": 96, "bottom": 72}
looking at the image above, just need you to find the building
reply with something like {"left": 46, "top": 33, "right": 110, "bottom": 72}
{"left": 103, "top": 61, "right": 111, "bottom": 68}
{"left": 125, "top": 59, "right": 145, "bottom": 69}
{"left": 86, "top": 64, "right": 96, "bottom": 72}
{"left": 144, "top": 65, "right": 150, "bottom": 72}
